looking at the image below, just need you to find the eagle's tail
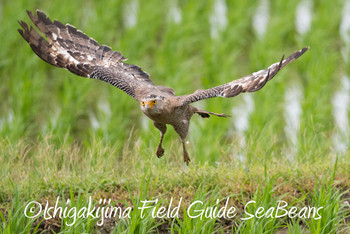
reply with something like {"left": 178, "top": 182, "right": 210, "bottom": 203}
{"left": 18, "top": 10, "right": 125, "bottom": 77}
{"left": 194, "top": 108, "right": 231, "bottom": 118}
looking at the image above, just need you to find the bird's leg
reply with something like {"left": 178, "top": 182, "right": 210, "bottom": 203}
{"left": 153, "top": 122, "right": 167, "bottom": 158}
{"left": 172, "top": 121, "right": 191, "bottom": 165}
{"left": 181, "top": 139, "right": 191, "bottom": 166}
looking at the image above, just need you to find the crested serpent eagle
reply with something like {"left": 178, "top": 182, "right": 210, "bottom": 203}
{"left": 18, "top": 10, "right": 309, "bottom": 165}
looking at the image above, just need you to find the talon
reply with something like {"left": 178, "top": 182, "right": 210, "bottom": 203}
{"left": 156, "top": 147, "right": 165, "bottom": 158}
{"left": 183, "top": 152, "right": 191, "bottom": 165}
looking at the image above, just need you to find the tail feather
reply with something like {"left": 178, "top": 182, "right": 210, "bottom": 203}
{"left": 195, "top": 108, "right": 230, "bottom": 118}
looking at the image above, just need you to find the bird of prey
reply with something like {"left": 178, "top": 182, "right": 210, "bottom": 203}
{"left": 18, "top": 10, "right": 308, "bottom": 165}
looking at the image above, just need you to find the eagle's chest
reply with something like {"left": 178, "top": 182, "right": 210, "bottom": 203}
{"left": 142, "top": 109, "right": 173, "bottom": 124}
{"left": 142, "top": 105, "right": 191, "bottom": 125}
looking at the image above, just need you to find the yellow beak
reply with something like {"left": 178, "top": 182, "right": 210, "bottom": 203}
{"left": 144, "top": 101, "right": 156, "bottom": 108}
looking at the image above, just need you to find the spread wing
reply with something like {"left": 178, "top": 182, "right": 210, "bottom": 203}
{"left": 18, "top": 10, "right": 154, "bottom": 100}
{"left": 179, "top": 47, "right": 309, "bottom": 105}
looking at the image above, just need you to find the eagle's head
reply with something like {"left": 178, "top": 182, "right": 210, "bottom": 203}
{"left": 140, "top": 95, "right": 165, "bottom": 115}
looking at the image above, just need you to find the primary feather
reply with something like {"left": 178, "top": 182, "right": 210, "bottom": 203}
{"left": 18, "top": 10, "right": 153, "bottom": 99}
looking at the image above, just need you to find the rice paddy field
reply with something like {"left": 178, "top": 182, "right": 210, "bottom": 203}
{"left": 0, "top": 0, "right": 349, "bottom": 233}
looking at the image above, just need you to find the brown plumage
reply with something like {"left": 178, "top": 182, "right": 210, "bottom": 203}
{"left": 18, "top": 10, "right": 309, "bottom": 165}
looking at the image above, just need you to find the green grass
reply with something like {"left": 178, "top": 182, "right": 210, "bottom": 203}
{"left": 0, "top": 0, "right": 349, "bottom": 232}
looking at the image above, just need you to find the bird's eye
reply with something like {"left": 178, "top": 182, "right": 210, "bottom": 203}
{"left": 153, "top": 100, "right": 157, "bottom": 104}
{"left": 141, "top": 102, "right": 145, "bottom": 106}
